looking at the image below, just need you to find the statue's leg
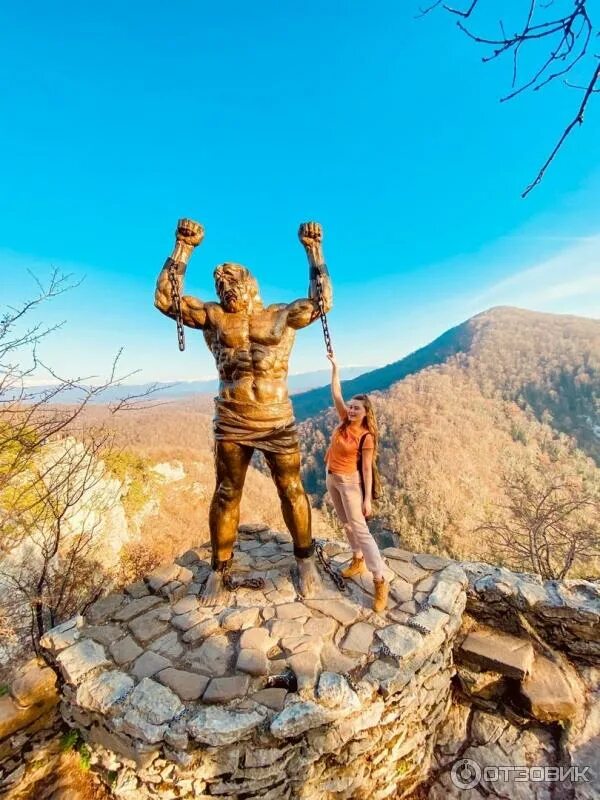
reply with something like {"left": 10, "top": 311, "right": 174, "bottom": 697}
{"left": 201, "top": 440, "right": 253, "bottom": 605}
{"left": 263, "top": 449, "right": 323, "bottom": 599}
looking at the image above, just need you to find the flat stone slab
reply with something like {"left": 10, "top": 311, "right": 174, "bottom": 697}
{"left": 459, "top": 627, "right": 535, "bottom": 679}
{"left": 288, "top": 651, "right": 321, "bottom": 692}
{"left": 85, "top": 593, "right": 125, "bottom": 625}
{"left": 239, "top": 627, "right": 275, "bottom": 652}
{"left": 275, "top": 603, "right": 308, "bottom": 620}
{"left": 110, "top": 635, "right": 143, "bottom": 666}
{"left": 305, "top": 599, "right": 359, "bottom": 626}
{"left": 408, "top": 607, "right": 449, "bottom": 635}
{"left": 428, "top": 580, "right": 463, "bottom": 614}
{"left": 149, "top": 631, "right": 184, "bottom": 659}
{"left": 342, "top": 622, "right": 375, "bottom": 654}
{"left": 76, "top": 671, "right": 134, "bottom": 715}
{"left": 221, "top": 607, "right": 261, "bottom": 630}
{"left": 269, "top": 619, "right": 305, "bottom": 640}
{"left": 172, "top": 608, "right": 212, "bottom": 631}
{"left": 146, "top": 563, "right": 181, "bottom": 591}
{"left": 237, "top": 648, "right": 269, "bottom": 676}
{"left": 125, "top": 580, "right": 149, "bottom": 598}
{"left": 376, "top": 625, "right": 424, "bottom": 660}
{"left": 382, "top": 548, "right": 414, "bottom": 562}
{"left": 203, "top": 675, "right": 251, "bottom": 703}
{"left": 172, "top": 595, "right": 199, "bottom": 615}
{"left": 39, "top": 619, "right": 80, "bottom": 651}
{"left": 271, "top": 701, "right": 331, "bottom": 738}
{"left": 79, "top": 625, "right": 124, "bottom": 648}
{"left": 131, "top": 651, "right": 172, "bottom": 680}
{"left": 387, "top": 561, "right": 429, "bottom": 584}
{"left": 188, "top": 707, "right": 264, "bottom": 745}
{"left": 413, "top": 553, "right": 452, "bottom": 571}
{"left": 320, "top": 642, "right": 360, "bottom": 674}
{"left": 113, "top": 595, "right": 162, "bottom": 622}
{"left": 186, "top": 636, "right": 234, "bottom": 677}
{"left": 182, "top": 618, "right": 220, "bottom": 643}
{"left": 158, "top": 668, "right": 209, "bottom": 701}
{"left": 128, "top": 608, "right": 171, "bottom": 643}
{"left": 520, "top": 655, "right": 580, "bottom": 722}
{"left": 56, "top": 639, "right": 110, "bottom": 684}
{"left": 251, "top": 688, "right": 287, "bottom": 711}
{"left": 128, "top": 677, "right": 184, "bottom": 725}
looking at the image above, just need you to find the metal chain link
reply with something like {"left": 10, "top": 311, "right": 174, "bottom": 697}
{"left": 220, "top": 560, "right": 265, "bottom": 591}
{"left": 315, "top": 540, "right": 347, "bottom": 593}
{"left": 315, "top": 271, "right": 333, "bottom": 357}
{"left": 223, "top": 574, "right": 266, "bottom": 591}
{"left": 167, "top": 261, "right": 185, "bottom": 352}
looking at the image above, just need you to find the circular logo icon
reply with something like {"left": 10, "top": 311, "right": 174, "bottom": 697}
{"left": 451, "top": 758, "right": 481, "bottom": 790}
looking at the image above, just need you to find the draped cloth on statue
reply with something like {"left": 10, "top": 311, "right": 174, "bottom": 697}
{"left": 213, "top": 397, "right": 300, "bottom": 454}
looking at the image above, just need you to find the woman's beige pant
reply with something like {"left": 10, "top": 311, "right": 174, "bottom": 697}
{"left": 326, "top": 470, "right": 384, "bottom": 576}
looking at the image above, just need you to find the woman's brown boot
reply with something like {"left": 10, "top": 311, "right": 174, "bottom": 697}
{"left": 341, "top": 555, "right": 367, "bottom": 578}
{"left": 373, "top": 577, "right": 389, "bottom": 613}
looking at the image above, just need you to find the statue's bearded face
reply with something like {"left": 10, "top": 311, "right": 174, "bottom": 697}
{"left": 214, "top": 264, "right": 251, "bottom": 313}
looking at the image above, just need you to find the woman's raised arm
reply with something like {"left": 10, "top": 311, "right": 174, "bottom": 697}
{"left": 327, "top": 353, "right": 347, "bottom": 421}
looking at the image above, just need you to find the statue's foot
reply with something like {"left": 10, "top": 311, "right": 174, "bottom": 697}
{"left": 295, "top": 556, "right": 324, "bottom": 599}
{"left": 199, "top": 570, "right": 230, "bottom": 607}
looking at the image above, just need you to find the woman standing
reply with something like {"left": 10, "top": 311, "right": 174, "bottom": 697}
{"left": 325, "top": 353, "right": 388, "bottom": 612}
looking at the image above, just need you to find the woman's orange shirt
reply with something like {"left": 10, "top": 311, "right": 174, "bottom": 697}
{"left": 326, "top": 426, "right": 374, "bottom": 474}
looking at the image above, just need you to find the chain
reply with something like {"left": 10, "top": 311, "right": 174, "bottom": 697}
{"left": 221, "top": 558, "right": 265, "bottom": 591}
{"left": 223, "top": 574, "right": 266, "bottom": 591}
{"left": 315, "top": 272, "right": 333, "bottom": 357}
{"left": 314, "top": 540, "right": 347, "bottom": 593}
{"left": 167, "top": 261, "right": 185, "bottom": 352}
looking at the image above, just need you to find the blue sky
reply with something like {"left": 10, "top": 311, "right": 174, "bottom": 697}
{"left": 1, "top": 1, "right": 598, "bottom": 384}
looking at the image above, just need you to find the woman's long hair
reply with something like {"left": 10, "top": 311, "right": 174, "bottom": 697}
{"left": 337, "top": 394, "right": 383, "bottom": 500}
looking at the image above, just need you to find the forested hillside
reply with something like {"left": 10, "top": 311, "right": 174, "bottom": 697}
{"left": 299, "top": 307, "right": 600, "bottom": 577}
{"left": 295, "top": 306, "right": 600, "bottom": 464}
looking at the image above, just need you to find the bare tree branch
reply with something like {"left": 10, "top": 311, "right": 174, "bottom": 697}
{"left": 522, "top": 62, "right": 600, "bottom": 196}
{"left": 421, "top": 0, "right": 598, "bottom": 194}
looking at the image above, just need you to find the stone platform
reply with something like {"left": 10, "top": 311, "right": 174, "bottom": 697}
{"left": 41, "top": 525, "right": 467, "bottom": 799}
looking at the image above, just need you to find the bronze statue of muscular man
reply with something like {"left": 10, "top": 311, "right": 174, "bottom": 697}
{"left": 154, "top": 219, "right": 332, "bottom": 604}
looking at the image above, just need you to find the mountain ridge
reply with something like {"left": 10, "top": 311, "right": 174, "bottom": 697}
{"left": 293, "top": 306, "right": 600, "bottom": 464}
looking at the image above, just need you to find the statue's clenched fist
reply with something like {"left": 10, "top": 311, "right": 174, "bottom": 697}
{"left": 176, "top": 218, "right": 204, "bottom": 248}
{"left": 298, "top": 221, "right": 323, "bottom": 250}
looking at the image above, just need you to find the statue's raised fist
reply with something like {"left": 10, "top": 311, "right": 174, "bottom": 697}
{"left": 175, "top": 218, "right": 204, "bottom": 247}
{"left": 298, "top": 221, "right": 323, "bottom": 250}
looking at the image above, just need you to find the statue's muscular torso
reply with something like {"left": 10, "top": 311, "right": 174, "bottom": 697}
{"left": 202, "top": 302, "right": 302, "bottom": 405}
{"left": 154, "top": 221, "right": 331, "bottom": 408}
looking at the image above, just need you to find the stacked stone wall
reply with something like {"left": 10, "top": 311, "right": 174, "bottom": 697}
{"left": 41, "top": 528, "right": 468, "bottom": 799}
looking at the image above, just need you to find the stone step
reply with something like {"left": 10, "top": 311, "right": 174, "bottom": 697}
{"left": 458, "top": 627, "right": 535, "bottom": 679}
{"left": 520, "top": 654, "right": 580, "bottom": 722}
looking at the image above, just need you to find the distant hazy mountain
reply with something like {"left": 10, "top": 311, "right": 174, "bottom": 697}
{"left": 34, "top": 366, "right": 372, "bottom": 404}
